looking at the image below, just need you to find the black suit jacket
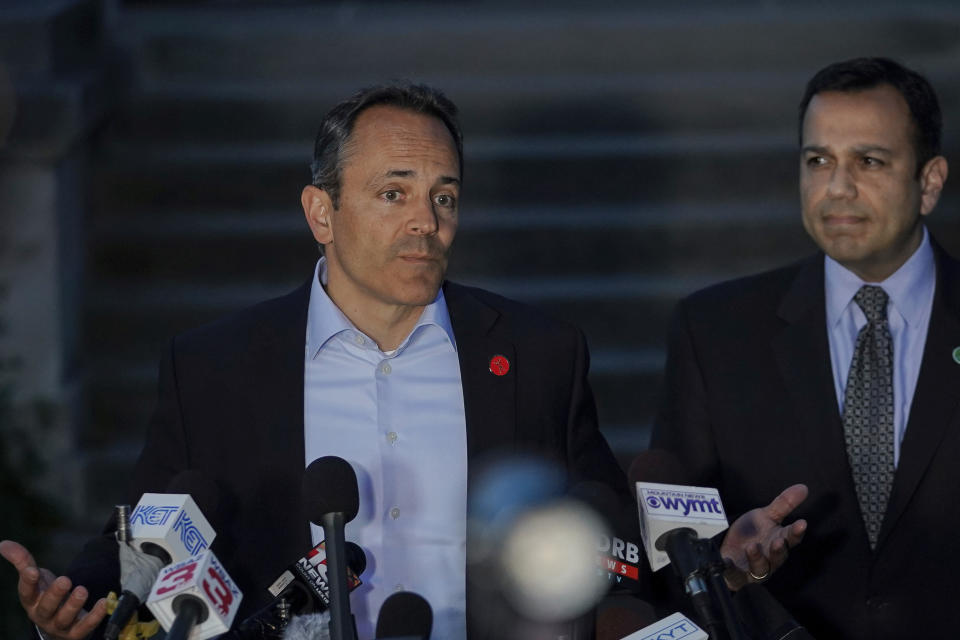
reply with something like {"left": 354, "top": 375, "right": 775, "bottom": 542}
{"left": 651, "top": 240, "right": 960, "bottom": 639}
{"left": 69, "top": 279, "right": 628, "bottom": 637}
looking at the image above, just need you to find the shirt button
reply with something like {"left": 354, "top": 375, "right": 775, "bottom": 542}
{"left": 390, "top": 507, "right": 400, "bottom": 519}
{"left": 395, "top": 583, "right": 404, "bottom": 592}
{"left": 354, "top": 334, "right": 365, "bottom": 346}
{"left": 387, "top": 431, "right": 398, "bottom": 444}
{"left": 380, "top": 362, "right": 392, "bottom": 375}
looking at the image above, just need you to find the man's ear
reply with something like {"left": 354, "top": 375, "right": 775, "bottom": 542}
{"left": 302, "top": 185, "right": 335, "bottom": 245}
{"left": 919, "top": 155, "right": 948, "bottom": 216}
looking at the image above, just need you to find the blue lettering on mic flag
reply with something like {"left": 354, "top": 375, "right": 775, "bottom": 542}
{"left": 173, "top": 510, "right": 209, "bottom": 554}
{"left": 130, "top": 505, "right": 179, "bottom": 526}
{"left": 639, "top": 621, "right": 700, "bottom": 640}
{"left": 644, "top": 495, "right": 723, "bottom": 517}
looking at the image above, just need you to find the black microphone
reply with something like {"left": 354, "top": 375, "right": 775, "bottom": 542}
{"left": 375, "top": 591, "right": 432, "bottom": 640}
{"left": 229, "top": 541, "right": 368, "bottom": 640}
{"left": 303, "top": 456, "right": 360, "bottom": 640}
{"left": 629, "top": 450, "right": 747, "bottom": 640}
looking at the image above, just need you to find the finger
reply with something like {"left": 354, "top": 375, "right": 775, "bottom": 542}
{"left": 38, "top": 567, "right": 58, "bottom": 591}
{"left": 763, "top": 483, "right": 809, "bottom": 524}
{"left": 784, "top": 519, "right": 807, "bottom": 548}
{"left": 70, "top": 597, "right": 109, "bottom": 639}
{"left": 15, "top": 564, "right": 42, "bottom": 605}
{"left": 0, "top": 540, "right": 39, "bottom": 573}
{"left": 33, "top": 575, "right": 73, "bottom": 622}
{"left": 50, "top": 585, "right": 90, "bottom": 631}
{"left": 746, "top": 542, "right": 770, "bottom": 582}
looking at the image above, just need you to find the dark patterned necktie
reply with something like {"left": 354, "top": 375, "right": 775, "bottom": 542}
{"left": 842, "top": 285, "right": 895, "bottom": 550}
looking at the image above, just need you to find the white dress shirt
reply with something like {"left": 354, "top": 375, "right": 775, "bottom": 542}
{"left": 303, "top": 258, "right": 468, "bottom": 640}
{"left": 825, "top": 226, "right": 936, "bottom": 466}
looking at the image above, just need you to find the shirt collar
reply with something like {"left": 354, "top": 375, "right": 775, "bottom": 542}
{"left": 825, "top": 225, "right": 934, "bottom": 328}
{"left": 305, "top": 257, "right": 457, "bottom": 359}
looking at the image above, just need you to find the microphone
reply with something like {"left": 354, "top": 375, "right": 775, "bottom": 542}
{"left": 631, "top": 451, "right": 758, "bottom": 640}
{"left": 146, "top": 548, "right": 243, "bottom": 640}
{"left": 229, "top": 541, "right": 368, "bottom": 639}
{"left": 266, "top": 540, "right": 366, "bottom": 613}
{"left": 628, "top": 452, "right": 728, "bottom": 574}
{"left": 129, "top": 470, "right": 220, "bottom": 564}
{"left": 375, "top": 591, "right": 432, "bottom": 640}
{"left": 303, "top": 456, "right": 360, "bottom": 640}
{"left": 106, "top": 471, "right": 220, "bottom": 640}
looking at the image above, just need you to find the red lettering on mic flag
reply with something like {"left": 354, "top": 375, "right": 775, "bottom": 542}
{"left": 599, "top": 556, "right": 639, "bottom": 580}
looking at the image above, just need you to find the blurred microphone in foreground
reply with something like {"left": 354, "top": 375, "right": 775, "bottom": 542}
{"left": 467, "top": 456, "right": 610, "bottom": 640}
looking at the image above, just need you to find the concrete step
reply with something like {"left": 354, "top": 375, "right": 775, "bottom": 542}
{"left": 87, "top": 201, "right": 814, "bottom": 283}
{"left": 90, "top": 132, "right": 800, "bottom": 212}
{"left": 117, "top": 5, "right": 960, "bottom": 85}
{"left": 106, "top": 71, "right": 808, "bottom": 144}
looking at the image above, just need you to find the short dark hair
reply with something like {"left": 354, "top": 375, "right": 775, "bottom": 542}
{"left": 310, "top": 83, "right": 464, "bottom": 208}
{"left": 798, "top": 57, "right": 942, "bottom": 174}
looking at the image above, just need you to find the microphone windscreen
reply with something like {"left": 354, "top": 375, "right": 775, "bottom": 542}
{"left": 346, "top": 541, "right": 367, "bottom": 576}
{"left": 118, "top": 543, "right": 165, "bottom": 599}
{"left": 375, "top": 591, "right": 432, "bottom": 639}
{"left": 303, "top": 456, "right": 360, "bottom": 524}
{"left": 628, "top": 449, "right": 690, "bottom": 487}
{"left": 166, "top": 469, "right": 221, "bottom": 527}
{"left": 282, "top": 612, "right": 332, "bottom": 640}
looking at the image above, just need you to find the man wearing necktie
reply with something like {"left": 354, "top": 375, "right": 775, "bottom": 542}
{"left": 652, "top": 57, "right": 955, "bottom": 639}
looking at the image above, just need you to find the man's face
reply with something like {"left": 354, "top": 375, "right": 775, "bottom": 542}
{"left": 800, "top": 84, "right": 947, "bottom": 282}
{"left": 305, "top": 105, "right": 460, "bottom": 313}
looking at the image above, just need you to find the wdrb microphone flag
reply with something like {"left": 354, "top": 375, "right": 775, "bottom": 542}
{"left": 635, "top": 482, "right": 728, "bottom": 572}
{"left": 146, "top": 549, "right": 242, "bottom": 640}
{"left": 130, "top": 493, "right": 216, "bottom": 563}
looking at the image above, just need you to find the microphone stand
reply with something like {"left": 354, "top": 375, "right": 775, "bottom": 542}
{"left": 661, "top": 529, "right": 751, "bottom": 640}
{"left": 321, "top": 511, "right": 355, "bottom": 640}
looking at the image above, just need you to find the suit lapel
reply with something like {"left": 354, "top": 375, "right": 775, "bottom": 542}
{"left": 771, "top": 257, "right": 862, "bottom": 503}
{"left": 879, "top": 245, "right": 960, "bottom": 548}
{"left": 443, "top": 283, "right": 518, "bottom": 477}
{"left": 249, "top": 281, "right": 313, "bottom": 554}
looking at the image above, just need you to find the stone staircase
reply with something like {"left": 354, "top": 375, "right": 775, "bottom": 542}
{"left": 80, "top": 2, "right": 960, "bottom": 525}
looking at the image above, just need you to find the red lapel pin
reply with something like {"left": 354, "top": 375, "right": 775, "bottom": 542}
{"left": 489, "top": 354, "right": 510, "bottom": 376}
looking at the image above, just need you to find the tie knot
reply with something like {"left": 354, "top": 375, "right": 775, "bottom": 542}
{"left": 854, "top": 285, "right": 889, "bottom": 323}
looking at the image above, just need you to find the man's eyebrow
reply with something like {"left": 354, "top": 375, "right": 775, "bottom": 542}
{"left": 852, "top": 144, "right": 893, "bottom": 155}
{"left": 438, "top": 176, "right": 461, "bottom": 187}
{"left": 801, "top": 145, "right": 829, "bottom": 155}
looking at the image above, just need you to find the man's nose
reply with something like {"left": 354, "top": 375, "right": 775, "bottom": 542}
{"left": 407, "top": 197, "right": 439, "bottom": 235}
{"left": 825, "top": 164, "right": 857, "bottom": 199}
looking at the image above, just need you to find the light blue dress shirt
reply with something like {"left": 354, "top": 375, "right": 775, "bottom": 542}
{"left": 303, "top": 258, "right": 468, "bottom": 640}
{"left": 825, "top": 226, "right": 936, "bottom": 466}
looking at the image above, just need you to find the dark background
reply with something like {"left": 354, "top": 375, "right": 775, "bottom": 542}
{"left": 1, "top": 0, "right": 959, "bottom": 635}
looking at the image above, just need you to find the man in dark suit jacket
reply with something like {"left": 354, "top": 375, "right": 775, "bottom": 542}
{"left": 3, "top": 83, "right": 806, "bottom": 640}
{"left": 653, "top": 58, "right": 955, "bottom": 639}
